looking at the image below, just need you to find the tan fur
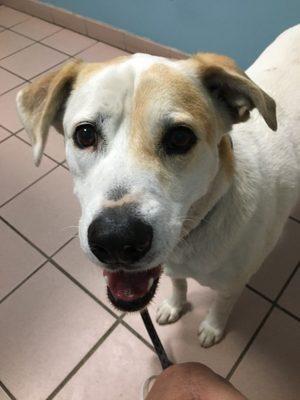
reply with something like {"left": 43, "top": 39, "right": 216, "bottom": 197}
{"left": 129, "top": 63, "right": 216, "bottom": 179}
{"left": 181, "top": 53, "right": 277, "bottom": 131}
{"left": 17, "top": 60, "right": 83, "bottom": 165}
{"left": 102, "top": 193, "right": 138, "bottom": 209}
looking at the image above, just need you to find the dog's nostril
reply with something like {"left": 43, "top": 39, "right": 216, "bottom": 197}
{"left": 121, "top": 244, "right": 139, "bottom": 261}
{"left": 92, "top": 246, "right": 112, "bottom": 263}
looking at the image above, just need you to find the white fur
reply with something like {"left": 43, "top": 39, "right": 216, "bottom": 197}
{"left": 158, "top": 26, "right": 300, "bottom": 346}
{"left": 23, "top": 28, "right": 299, "bottom": 348}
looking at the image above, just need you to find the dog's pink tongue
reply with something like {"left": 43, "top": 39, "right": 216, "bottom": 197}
{"left": 103, "top": 267, "right": 161, "bottom": 301}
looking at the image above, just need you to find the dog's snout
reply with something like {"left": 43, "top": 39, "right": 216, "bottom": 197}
{"left": 88, "top": 205, "right": 153, "bottom": 265}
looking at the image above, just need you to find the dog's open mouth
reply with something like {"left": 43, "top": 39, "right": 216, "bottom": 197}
{"left": 104, "top": 266, "right": 161, "bottom": 312}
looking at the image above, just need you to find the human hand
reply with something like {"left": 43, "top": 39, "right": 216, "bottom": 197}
{"left": 145, "top": 362, "right": 247, "bottom": 400}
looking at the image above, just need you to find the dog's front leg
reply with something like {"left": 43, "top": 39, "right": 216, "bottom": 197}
{"left": 156, "top": 278, "right": 187, "bottom": 325}
{"left": 198, "top": 288, "right": 243, "bottom": 348}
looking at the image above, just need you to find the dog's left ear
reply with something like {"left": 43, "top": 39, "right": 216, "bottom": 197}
{"left": 194, "top": 53, "right": 277, "bottom": 131}
{"left": 16, "top": 60, "right": 82, "bottom": 166}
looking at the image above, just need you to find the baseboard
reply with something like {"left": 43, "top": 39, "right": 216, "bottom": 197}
{"left": 1, "top": 0, "right": 188, "bottom": 59}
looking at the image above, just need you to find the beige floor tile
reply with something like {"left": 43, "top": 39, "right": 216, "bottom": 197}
{"left": 0, "top": 83, "right": 26, "bottom": 132}
{"left": 11, "top": 16, "right": 62, "bottom": 41}
{"left": 250, "top": 219, "right": 300, "bottom": 299}
{"left": 0, "top": 126, "right": 11, "bottom": 141}
{"left": 55, "top": 324, "right": 161, "bottom": 400}
{"left": 0, "top": 43, "right": 68, "bottom": 79}
{"left": 0, "top": 263, "right": 115, "bottom": 400}
{"left": 29, "top": 58, "right": 73, "bottom": 82}
{"left": 1, "top": 166, "right": 80, "bottom": 255}
{"left": 17, "top": 127, "right": 66, "bottom": 162}
{"left": 0, "top": 219, "right": 45, "bottom": 300}
{"left": 231, "top": 309, "right": 300, "bottom": 400}
{"left": 77, "top": 41, "right": 128, "bottom": 62}
{"left": 53, "top": 237, "right": 121, "bottom": 315}
{"left": 0, "top": 30, "right": 33, "bottom": 59}
{"left": 124, "top": 276, "right": 270, "bottom": 376}
{"left": 0, "top": 388, "right": 11, "bottom": 400}
{"left": 291, "top": 200, "right": 300, "bottom": 221}
{"left": 0, "top": 6, "right": 30, "bottom": 28}
{"left": 0, "top": 136, "right": 56, "bottom": 205}
{"left": 0, "top": 66, "right": 24, "bottom": 94}
{"left": 279, "top": 268, "right": 300, "bottom": 318}
{"left": 42, "top": 28, "right": 96, "bottom": 56}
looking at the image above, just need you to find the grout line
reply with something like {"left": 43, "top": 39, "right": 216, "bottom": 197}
{"left": 0, "top": 217, "right": 118, "bottom": 319}
{"left": 289, "top": 215, "right": 300, "bottom": 224}
{"left": 0, "top": 41, "right": 36, "bottom": 62}
{"left": 227, "top": 261, "right": 300, "bottom": 380}
{"left": 275, "top": 262, "right": 299, "bottom": 303}
{"left": 0, "top": 164, "right": 60, "bottom": 208}
{"left": 246, "top": 284, "right": 300, "bottom": 322}
{"left": 46, "top": 318, "right": 121, "bottom": 400}
{"left": 0, "top": 24, "right": 100, "bottom": 83}
{"left": 0, "top": 63, "right": 30, "bottom": 82}
{"left": 10, "top": 25, "right": 65, "bottom": 42}
{"left": 0, "top": 381, "right": 17, "bottom": 400}
{"left": 0, "top": 216, "right": 54, "bottom": 259}
{"left": 0, "top": 260, "right": 48, "bottom": 304}
{"left": 120, "top": 318, "right": 154, "bottom": 351}
{"left": 274, "top": 304, "right": 300, "bottom": 322}
{"left": 0, "top": 80, "right": 26, "bottom": 97}
{"left": 60, "top": 162, "right": 69, "bottom": 170}
{"left": 28, "top": 57, "right": 71, "bottom": 81}
{"left": 0, "top": 231, "right": 76, "bottom": 305}
{"left": 226, "top": 303, "right": 274, "bottom": 381}
{"left": 1, "top": 126, "right": 23, "bottom": 135}
{"left": 4, "top": 26, "right": 70, "bottom": 57}
{"left": 14, "top": 133, "right": 65, "bottom": 165}
{"left": 49, "top": 258, "right": 119, "bottom": 319}
{"left": 0, "top": 133, "right": 13, "bottom": 144}
{"left": 246, "top": 284, "right": 273, "bottom": 304}
{"left": 0, "top": 36, "right": 98, "bottom": 93}
{"left": 6, "top": 23, "right": 98, "bottom": 58}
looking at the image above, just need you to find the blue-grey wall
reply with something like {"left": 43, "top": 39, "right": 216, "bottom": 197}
{"left": 42, "top": 0, "right": 300, "bottom": 68}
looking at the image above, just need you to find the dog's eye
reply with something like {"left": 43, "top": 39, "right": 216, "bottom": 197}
{"left": 162, "top": 126, "right": 197, "bottom": 155}
{"left": 74, "top": 124, "right": 98, "bottom": 149}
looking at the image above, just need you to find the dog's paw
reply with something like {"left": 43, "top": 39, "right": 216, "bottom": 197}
{"left": 198, "top": 320, "right": 224, "bottom": 348}
{"left": 156, "top": 299, "right": 184, "bottom": 325}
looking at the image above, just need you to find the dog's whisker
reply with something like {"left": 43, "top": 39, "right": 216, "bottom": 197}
{"left": 61, "top": 225, "right": 79, "bottom": 232}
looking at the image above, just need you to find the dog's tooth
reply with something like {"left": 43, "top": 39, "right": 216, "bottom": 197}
{"left": 148, "top": 278, "right": 154, "bottom": 291}
{"left": 104, "top": 276, "right": 108, "bottom": 285}
{"left": 124, "top": 289, "right": 134, "bottom": 297}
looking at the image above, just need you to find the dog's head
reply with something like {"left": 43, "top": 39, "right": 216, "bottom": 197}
{"left": 17, "top": 53, "right": 276, "bottom": 310}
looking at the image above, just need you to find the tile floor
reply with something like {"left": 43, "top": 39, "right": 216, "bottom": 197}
{"left": 0, "top": 5, "right": 299, "bottom": 400}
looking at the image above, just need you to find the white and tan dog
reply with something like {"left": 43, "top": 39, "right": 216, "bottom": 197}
{"left": 17, "top": 25, "right": 300, "bottom": 347}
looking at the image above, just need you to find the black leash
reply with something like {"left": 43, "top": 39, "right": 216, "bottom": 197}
{"left": 140, "top": 308, "right": 173, "bottom": 370}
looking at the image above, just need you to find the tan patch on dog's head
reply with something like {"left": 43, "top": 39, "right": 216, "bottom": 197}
{"left": 102, "top": 193, "right": 138, "bottom": 209}
{"left": 129, "top": 63, "right": 216, "bottom": 175}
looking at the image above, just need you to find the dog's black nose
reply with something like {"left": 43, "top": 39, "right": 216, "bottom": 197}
{"left": 88, "top": 205, "right": 153, "bottom": 265}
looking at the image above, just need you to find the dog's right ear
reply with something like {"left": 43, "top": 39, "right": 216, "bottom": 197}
{"left": 16, "top": 60, "right": 82, "bottom": 166}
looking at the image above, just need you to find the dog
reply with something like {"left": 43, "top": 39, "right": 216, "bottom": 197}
{"left": 16, "top": 25, "right": 300, "bottom": 347}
